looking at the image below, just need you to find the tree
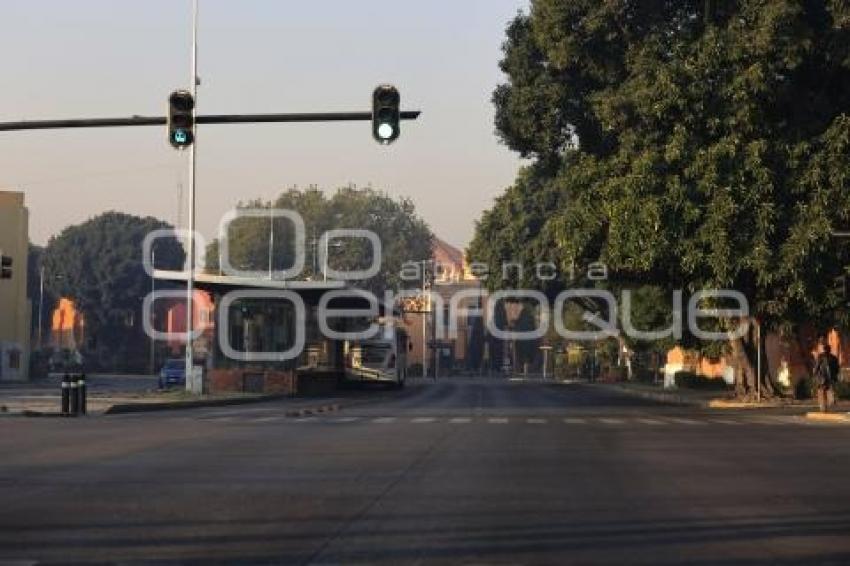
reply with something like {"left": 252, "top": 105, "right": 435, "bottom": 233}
{"left": 206, "top": 185, "right": 434, "bottom": 295}
{"left": 42, "top": 212, "right": 184, "bottom": 371}
{"left": 471, "top": 1, "right": 850, "bottom": 399}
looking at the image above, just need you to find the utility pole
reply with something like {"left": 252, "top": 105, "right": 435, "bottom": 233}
{"left": 185, "top": 0, "right": 199, "bottom": 393}
{"left": 421, "top": 259, "right": 430, "bottom": 378}
{"left": 268, "top": 207, "right": 274, "bottom": 279}
{"left": 150, "top": 249, "right": 156, "bottom": 376}
{"left": 37, "top": 265, "right": 44, "bottom": 349}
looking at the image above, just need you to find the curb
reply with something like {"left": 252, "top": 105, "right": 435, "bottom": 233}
{"left": 103, "top": 393, "right": 293, "bottom": 415}
{"left": 805, "top": 411, "right": 850, "bottom": 423}
{"left": 708, "top": 399, "right": 784, "bottom": 409}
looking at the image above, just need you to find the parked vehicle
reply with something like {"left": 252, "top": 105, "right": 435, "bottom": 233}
{"left": 158, "top": 358, "right": 186, "bottom": 389}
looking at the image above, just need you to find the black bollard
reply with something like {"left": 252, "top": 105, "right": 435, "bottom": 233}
{"left": 78, "top": 374, "right": 87, "bottom": 416}
{"left": 69, "top": 375, "right": 79, "bottom": 417}
{"left": 61, "top": 374, "right": 71, "bottom": 416}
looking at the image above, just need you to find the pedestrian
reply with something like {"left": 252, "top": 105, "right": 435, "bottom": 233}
{"left": 813, "top": 342, "right": 839, "bottom": 412}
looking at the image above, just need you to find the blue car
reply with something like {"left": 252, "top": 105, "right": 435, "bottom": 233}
{"left": 158, "top": 359, "right": 186, "bottom": 389}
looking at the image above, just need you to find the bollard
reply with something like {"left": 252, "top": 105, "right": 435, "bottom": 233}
{"left": 61, "top": 374, "right": 71, "bottom": 416}
{"left": 69, "top": 375, "right": 79, "bottom": 417}
{"left": 78, "top": 374, "right": 87, "bottom": 416}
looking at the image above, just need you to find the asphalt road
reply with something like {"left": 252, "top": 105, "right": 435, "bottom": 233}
{"left": 2, "top": 378, "right": 850, "bottom": 565}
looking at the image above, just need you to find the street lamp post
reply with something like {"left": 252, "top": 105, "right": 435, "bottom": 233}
{"left": 37, "top": 265, "right": 45, "bottom": 349}
{"left": 184, "top": 0, "right": 199, "bottom": 393}
{"left": 150, "top": 249, "right": 157, "bottom": 375}
{"left": 420, "top": 259, "right": 433, "bottom": 378}
{"left": 322, "top": 240, "right": 343, "bottom": 282}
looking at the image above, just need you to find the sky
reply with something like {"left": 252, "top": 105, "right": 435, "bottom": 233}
{"left": 0, "top": 0, "right": 528, "bottom": 251}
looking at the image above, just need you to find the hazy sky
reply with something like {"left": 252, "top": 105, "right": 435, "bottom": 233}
{"left": 0, "top": 0, "right": 528, "bottom": 250}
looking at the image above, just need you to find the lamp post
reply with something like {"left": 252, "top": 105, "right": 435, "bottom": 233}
{"left": 38, "top": 265, "right": 44, "bottom": 349}
{"left": 38, "top": 269, "right": 63, "bottom": 350}
{"left": 184, "top": 0, "right": 200, "bottom": 393}
{"left": 149, "top": 249, "right": 156, "bottom": 375}
{"left": 322, "top": 240, "right": 343, "bottom": 282}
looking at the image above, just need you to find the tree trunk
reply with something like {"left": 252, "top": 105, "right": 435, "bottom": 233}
{"left": 730, "top": 318, "right": 777, "bottom": 401}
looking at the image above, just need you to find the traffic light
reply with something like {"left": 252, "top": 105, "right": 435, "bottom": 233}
{"left": 372, "top": 85, "right": 400, "bottom": 145}
{"left": 168, "top": 90, "right": 195, "bottom": 149}
{"left": 0, "top": 254, "right": 11, "bottom": 280}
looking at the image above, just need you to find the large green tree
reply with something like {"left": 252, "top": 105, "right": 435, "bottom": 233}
{"left": 42, "top": 212, "right": 184, "bottom": 371}
{"left": 470, "top": 0, "right": 850, "bottom": 398}
{"left": 206, "top": 185, "right": 433, "bottom": 294}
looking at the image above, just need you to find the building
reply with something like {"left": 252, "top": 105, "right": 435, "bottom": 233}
{"left": 402, "top": 238, "right": 485, "bottom": 375}
{"left": 0, "top": 191, "right": 30, "bottom": 381}
{"left": 154, "top": 270, "right": 365, "bottom": 394}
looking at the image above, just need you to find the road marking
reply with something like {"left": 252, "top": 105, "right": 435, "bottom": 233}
{"left": 293, "top": 417, "right": 318, "bottom": 423}
{"left": 526, "top": 418, "right": 547, "bottom": 424}
{"left": 669, "top": 418, "right": 705, "bottom": 425}
{"left": 449, "top": 417, "right": 472, "bottom": 424}
{"left": 598, "top": 418, "right": 625, "bottom": 425}
{"left": 329, "top": 417, "right": 360, "bottom": 423}
{"left": 252, "top": 416, "right": 282, "bottom": 423}
{"left": 636, "top": 418, "right": 665, "bottom": 425}
{"left": 411, "top": 417, "right": 436, "bottom": 424}
{"left": 708, "top": 418, "right": 741, "bottom": 425}
{"left": 488, "top": 417, "right": 509, "bottom": 424}
{"left": 563, "top": 418, "right": 587, "bottom": 425}
{"left": 372, "top": 417, "right": 396, "bottom": 424}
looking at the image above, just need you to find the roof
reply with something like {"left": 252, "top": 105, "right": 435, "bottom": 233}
{"left": 153, "top": 270, "right": 346, "bottom": 291}
{"left": 153, "top": 270, "right": 393, "bottom": 312}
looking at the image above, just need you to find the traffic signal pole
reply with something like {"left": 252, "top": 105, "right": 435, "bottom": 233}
{"left": 0, "top": 111, "right": 421, "bottom": 132}
{"left": 0, "top": 0, "right": 420, "bottom": 396}
{"left": 186, "top": 0, "right": 199, "bottom": 394}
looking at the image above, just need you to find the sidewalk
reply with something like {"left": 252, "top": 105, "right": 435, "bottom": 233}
{"left": 594, "top": 381, "right": 835, "bottom": 411}
{"left": 0, "top": 374, "right": 416, "bottom": 417}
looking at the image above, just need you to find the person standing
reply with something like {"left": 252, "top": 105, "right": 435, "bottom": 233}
{"left": 814, "top": 342, "right": 839, "bottom": 412}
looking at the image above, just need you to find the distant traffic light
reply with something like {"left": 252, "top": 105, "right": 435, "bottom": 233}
{"left": 167, "top": 90, "right": 195, "bottom": 149}
{"left": 372, "top": 85, "right": 400, "bottom": 145}
{"left": 0, "top": 254, "right": 12, "bottom": 280}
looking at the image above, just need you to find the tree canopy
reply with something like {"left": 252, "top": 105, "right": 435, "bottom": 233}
{"left": 205, "top": 185, "right": 433, "bottom": 294}
{"left": 42, "top": 212, "right": 184, "bottom": 369}
{"left": 469, "top": 0, "right": 850, "bottom": 395}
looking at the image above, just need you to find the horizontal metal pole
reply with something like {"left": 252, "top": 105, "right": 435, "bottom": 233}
{"left": 0, "top": 110, "right": 421, "bottom": 132}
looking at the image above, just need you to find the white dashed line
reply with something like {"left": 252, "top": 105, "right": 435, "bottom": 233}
{"left": 598, "top": 418, "right": 625, "bottom": 425}
{"left": 449, "top": 417, "right": 472, "bottom": 424}
{"left": 636, "top": 418, "right": 665, "bottom": 425}
{"left": 488, "top": 417, "right": 509, "bottom": 424}
{"left": 252, "top": 416, "right": 282, "bottom": 423}
{"left": 563, "top": 418, "right": 587, "bottom": 425}
{"left": 526, "top": 418, "right": 547, "bottom": 424}
{"left": 329, "top": 417, "right": 360, "bottom": 423}
{"left": 669, "top": 418, "right": 705, "bottom": 425}
{"left": 372, "top": 417, "right": 396, "bottom": 424}
{"left": 411, "top": 417, "right": 436, "bottom": 424}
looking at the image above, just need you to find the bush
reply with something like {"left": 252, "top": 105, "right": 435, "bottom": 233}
{"left": 674, "top": 371, "right": 730, "bottom": 390}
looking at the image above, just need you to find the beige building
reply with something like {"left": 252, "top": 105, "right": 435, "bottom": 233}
{"left": 0, "top": 191, "right": 30, "bottom": 381}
